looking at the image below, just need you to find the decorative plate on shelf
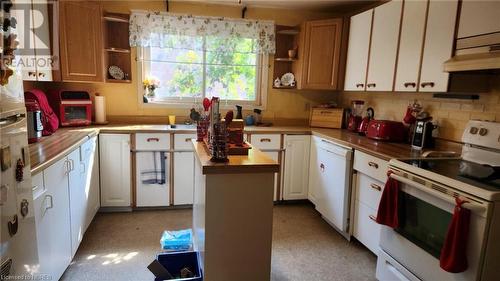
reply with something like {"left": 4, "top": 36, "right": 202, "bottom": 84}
{"left": 280, "top": 72, "right": 295, "bottom": 86}
{"left": 108, "top": 65, "right": 124, "bottom": 80}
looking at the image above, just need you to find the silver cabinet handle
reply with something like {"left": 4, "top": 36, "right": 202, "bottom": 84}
{"left": 368, "top": 161, "right": 379, "bottom": 169}
{"left": 64, "top": 160, "right": 71, "bottom": 174}
{"left": 80, "top": 162, "right": 86, "bottom": 174}
{"left": 369, "top": 215, "right": 377, "bottom": 222}
{"left": 69, "top": 159, "right": 75, "bottom": 171}
{"left": 370, "top": 183, "right": 382, "bottom": 191}
{"left": 45, "top": 195, "right": 53, "bottom": 210}
{"left": 320, "top": 163, "right": 325, "bottom": 172}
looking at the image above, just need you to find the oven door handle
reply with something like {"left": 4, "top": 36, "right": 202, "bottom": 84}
{"left": 389, "top": 173, "right": 488, "bottom": 216}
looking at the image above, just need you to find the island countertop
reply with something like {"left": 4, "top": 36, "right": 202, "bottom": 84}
{"left": 191, "top": 140, "right": 280, "bottom": 175}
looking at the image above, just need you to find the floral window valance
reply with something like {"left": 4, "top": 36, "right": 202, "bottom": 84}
{"left": 129, "top": 10, "right": 276, "bottom": 54}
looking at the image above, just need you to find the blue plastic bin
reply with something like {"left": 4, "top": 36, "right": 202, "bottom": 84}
{"left": 154, "top": 251, "right": 203, "bottom": 281}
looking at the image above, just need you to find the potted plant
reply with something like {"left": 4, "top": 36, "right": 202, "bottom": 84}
{"left": 143, "top": 77, "right": 160, "bottom": 102}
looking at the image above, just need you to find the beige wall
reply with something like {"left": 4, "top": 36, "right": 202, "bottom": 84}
{"left": 340, "top": 75, "right": 500, "bottom": 142}
{"left": 26, "top": 0, "right": 342, "bottom": 124}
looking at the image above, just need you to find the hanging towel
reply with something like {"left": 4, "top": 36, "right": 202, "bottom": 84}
{"left": 376, "top": 176, "right": 400, "bottom": 228}
{"left": 440, "top": 197, "right": 471, "bottom": 273}
{"left": 141, "top": 152, "right": 167, "bottom": 185}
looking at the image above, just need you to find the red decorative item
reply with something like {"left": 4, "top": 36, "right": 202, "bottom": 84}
{"left": 202, "top": 98, "right": 211, "bottom": 112}
{"left": 439, "top": 197, "right": 471, "bottom": 273}
{"left": 376, "top": 176, "right": 400, "bottom": 228}
{"left": 403, "top": 107, "right": 417, "bottom": 125}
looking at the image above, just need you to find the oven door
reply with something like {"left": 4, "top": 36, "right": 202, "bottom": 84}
{"left": 378, "top": 169, "right": 490, "bottom": 281}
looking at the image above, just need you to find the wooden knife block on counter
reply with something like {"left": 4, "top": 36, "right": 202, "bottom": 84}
{"left": 309, "top": 108, "right": 344, "bottom": 129}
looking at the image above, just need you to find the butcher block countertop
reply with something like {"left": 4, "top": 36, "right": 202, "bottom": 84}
{"left": 29, "top": 123, "right": 462, "bottom": 174}
{"left": 192, "top": 140, "right": 280, "bottom": 174}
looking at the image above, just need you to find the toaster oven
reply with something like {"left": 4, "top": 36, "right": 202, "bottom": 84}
{"left": 47, "top": 90, "right": 92, "bottom": 127}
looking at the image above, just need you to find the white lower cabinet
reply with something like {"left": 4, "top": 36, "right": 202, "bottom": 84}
{"left": 248, "top": 134, "right": 282, "bottom": 201}
{"left": 283, "top": 135, "right": 310, "bottom": 200}
{"left": 173, "top": 151, "right": 194, "bottom": 205}
{"left": 33, "top": 137, "right": 100, "bottom": 280}
{"left": 353, "top": 199, "right": 381, "bottom": 255}
{"left": 39, "top": 157, "right": 72, "bottom": 281}
{"left": 99, "top": 134, "right": 131, "bottom": 207}
{"left": 85, "top": 137, "right": 100, "bottom": 231}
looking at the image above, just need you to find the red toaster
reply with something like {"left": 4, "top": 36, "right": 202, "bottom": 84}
{"left": 366, "top": 120, "right": 407, "bottom": 142}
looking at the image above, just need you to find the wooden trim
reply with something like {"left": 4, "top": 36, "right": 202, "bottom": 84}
{"left": 277, "top": 134, "right": 284, "bottom": 201}
{"left": 416, "top": 0, "right": 430, "bottom": 92}
{"left": 391, "top": 0, "right": 405, "bottom": 92}
{"left": 364, "top": 9, "right": 375, "bottom": 90}
{"left": 456, "top": 32, "right": 500, "bottom": 50}
{"left": 130, "top": 133, "right": 136, "bottom": 208}
{"left": 170, "top": 134, "right": 174, "bottom": 206}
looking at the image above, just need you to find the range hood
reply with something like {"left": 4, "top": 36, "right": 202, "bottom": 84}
{"left": 444, "top": 33, "right": 500, "bottom": 72}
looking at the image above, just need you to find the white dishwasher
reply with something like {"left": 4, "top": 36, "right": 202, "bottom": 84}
{"left": 313, "top": 137, "right": 353, "bottom": 236}
{"left": 135, "top": 133, "right": 170, "bottom": 207}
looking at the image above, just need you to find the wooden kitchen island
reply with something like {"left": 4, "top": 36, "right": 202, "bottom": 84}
{"left": 192, "top": 140, "right": 280, "bottom": 281}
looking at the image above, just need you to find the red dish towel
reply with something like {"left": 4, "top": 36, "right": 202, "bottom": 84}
{"left": 440, "top": 197, "right": 471, "bottom": 273}
{"left": 376, "top": 176, "right": 399, "bottom": 228}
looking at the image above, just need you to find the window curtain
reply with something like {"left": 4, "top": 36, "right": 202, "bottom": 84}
{"left": 129, "top": 10, "right": 276, "bottom": 54}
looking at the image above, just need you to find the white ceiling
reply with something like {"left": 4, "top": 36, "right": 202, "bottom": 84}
{"left": 174, "top": 0, "right": 379, "bottom": 11}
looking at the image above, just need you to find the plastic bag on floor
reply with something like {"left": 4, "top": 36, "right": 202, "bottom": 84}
{"left": 160, "top": 229, "right": 193, "bottom": 251}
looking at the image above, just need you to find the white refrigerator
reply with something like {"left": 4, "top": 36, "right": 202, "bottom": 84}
{"left": 0, "top": 46, "right": 39, "bottom": 279}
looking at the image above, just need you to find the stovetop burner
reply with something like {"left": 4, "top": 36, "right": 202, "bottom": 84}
{"left": 402, "top": 159, "right": 500, "bottom": 191}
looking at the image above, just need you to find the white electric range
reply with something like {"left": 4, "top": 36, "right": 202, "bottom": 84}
{"left": 376, "top": 120, "right": 500, "bottom": 281}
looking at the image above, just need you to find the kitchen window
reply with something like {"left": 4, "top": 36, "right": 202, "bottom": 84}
{"left": 138, "top": 35, "right": 269, "bottom": 108}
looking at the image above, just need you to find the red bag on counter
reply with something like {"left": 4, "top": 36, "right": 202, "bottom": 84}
{"left": 24, "top": 89, "right": 59, "bottom": 136}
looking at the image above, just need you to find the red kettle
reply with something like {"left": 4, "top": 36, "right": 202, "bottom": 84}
{"left": 358, "top": 107, "right": 374, "bottom": 135}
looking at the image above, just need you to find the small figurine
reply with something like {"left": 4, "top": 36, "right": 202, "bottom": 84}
{"left": 274, "top": 78, "right": 281, "bottom": 88}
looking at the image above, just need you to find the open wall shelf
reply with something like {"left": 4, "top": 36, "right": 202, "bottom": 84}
{"left": 273, "top": 25, "right": 300, "bottom": 90}
{"left": 103, "top": 12, "right": 132, "bottom": 83}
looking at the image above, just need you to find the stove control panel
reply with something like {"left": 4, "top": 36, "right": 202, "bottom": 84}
{"left": 462, "top": 120, "right": 500, "bottom": 150}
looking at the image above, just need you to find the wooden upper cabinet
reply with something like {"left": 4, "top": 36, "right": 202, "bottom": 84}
{"left": 394, "top": 0, "right": 427, "bottom": 92}
{"left": 344, "top": 9, "right": 373, "bottom": 91}
{"left": 59, "top": 1, "right": 103, "bottom": 82}
{"left": 298, "top": 18, "right": 343, "bottom": 90}
{"left": 366, "top": 0, "right": 403, "bottom": 92}
{"left": 419, "top": 0, "right": 458, "bottom": 92}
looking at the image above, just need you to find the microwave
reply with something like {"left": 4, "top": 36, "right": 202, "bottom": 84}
{"left": 47, "top": 90, "right": 92, "bottom": 127}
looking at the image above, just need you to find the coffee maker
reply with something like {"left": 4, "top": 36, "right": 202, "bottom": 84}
{"left": 411, "top": 118, "right": 435, "bottom": 150}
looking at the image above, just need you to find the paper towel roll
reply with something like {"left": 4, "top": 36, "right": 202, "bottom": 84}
{"left": 94, "top": 96, "right": 107, "bottom": 124}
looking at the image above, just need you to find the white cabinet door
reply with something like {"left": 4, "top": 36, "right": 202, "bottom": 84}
{"left": 265, "top": 151, "right": 280, "bottom": 201}
{"left": 344, "top": 9, "right": 373, "bottom": 91}
{"left": 283, "top": 135, "right": 310, "bottom": 200}
{"left": 366, "top": 0, "right": 403, "bottom": 91}
{"left": 68, "top": 148, "right": 85, "bottom": 257}
{"left": 394, "top": 0, "right": 427, "bottom": 92}
{"left": 43, "top": 157, "right": 72, "bottom": 281}
{"left": 308, "top": 138, "right": 320, "bottom": 204}
{"left": 419, "top": 0, "right": 458, "bottom": 92}
{"left": 136, "top": 152, "right": 169, "bottom": 207}
{"left": 353, "top": 199, "right": 381, "bottom": 255}
{"left": 174, "top": 151, "right": 194, "bottom": 205}
{"left": 33, "top": 173, "right": 53, "bottom": 277}
{"left": 85, "top": 137, "right": 100, "bottom": 231}
{"left": 99, "top": 134, "right": 131, "bottom": 207}
{"left": 31, "top": 0, "right": 53, "bottom": 81}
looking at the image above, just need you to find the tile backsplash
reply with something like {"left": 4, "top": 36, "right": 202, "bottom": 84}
{"left": 340, "top": 75, "right": 500, "bottom": 142}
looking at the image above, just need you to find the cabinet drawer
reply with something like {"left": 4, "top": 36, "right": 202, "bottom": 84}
{"left": 353, "top": 200, "right": 381, "bottom": 255}
{"left": 353, "top": 150, "right": 388, "bottom": 182}
{"left": 135, "top": 133, "right": 170, "bottom": 150}
{"left": 174, "top": 134, "right": 196, "bottom": 150}
{"left": 356, "top": 172, "right": 384, "bottom": 211}
{"left": 250, "top": 134, "right": 281, "bottom": 150}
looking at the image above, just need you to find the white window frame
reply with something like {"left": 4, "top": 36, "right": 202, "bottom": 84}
{"left": 137, "top": 45, "right": 269, "bottom": 110}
